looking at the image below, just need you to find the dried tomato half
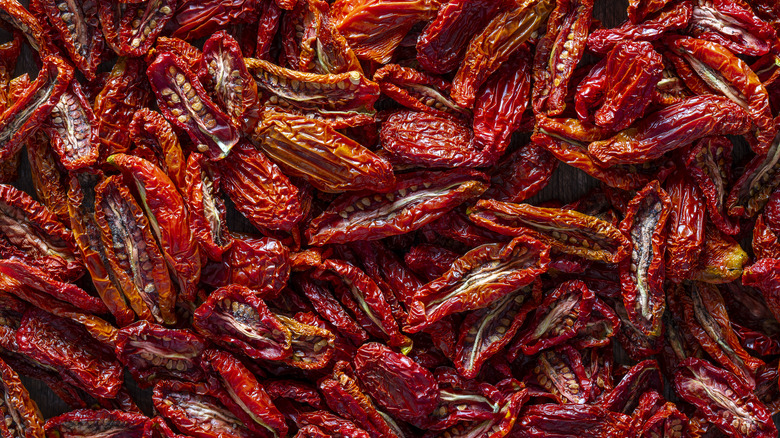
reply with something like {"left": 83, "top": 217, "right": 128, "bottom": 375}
{"left": 307, "top": 169, "right": 488, "bottom": 246}
{"left": 0, "top": 55, "right": 72, "bottom": 168}
{"left": 115, "top": 321, "right": 206, "bottom": 388}
{"left": 44, "top": 79, "right": 99, "bottom": 171}
{"left": 406, "top": 236, "right": 550, "bottom": 333}
{"left": 193, "top": 284, "right": 292, "bottom": 361}
{"left": 353, "top": 342, "right": 438, "bottom": 423}
{"left": 454, "top": 282, "right": 540, "bottom": 379}
{"left": 0, "top": 184, "right": 83, "bottom": 282}
{"left": 93, "top": 175, "right": 176, "bottom": 325}
{"left": 619, "top": 181, "right": 671, "bottom": 336}
{"left": 511, "top": 279, "right": 595, "bottom": 357}
{"left": 674, "top": 358, "right": 777, "bottom": 437}
{"left": 147, "top": 52, "right": 239, "bottom": 161}
{"left": 153, "top": 380, "right": 265, "bottom": 438}
{"left": 469, "top": 199, "right": 631, "bottom": 264}
{"left": 201, "top": 349, "right": 288, "bottom": 437}
{"left": 254, "top": 109, "right": 394, "bottom": 193}
{"left": 0, "top": 357, "right": 44, "bottom": 437}
{"left": 44, "top": 409, "right": 148, "bottom": 437}
{"left": 16, "top": 308, "right": 123, "bottom": 400}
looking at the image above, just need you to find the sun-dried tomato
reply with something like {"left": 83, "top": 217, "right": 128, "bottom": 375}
{"left": 531, "top": 345, "right": 593, "bottom": 404}
{"left": 0, "top": 259, "right": 105, "bottom": 315}
{"left": 118, "top": 0, "right": 176, "bottom": 56}
{"left": 67, "top": 172, "right": 136, "bottom": 327}
{"left": 374, "top": 64, "right": 466, "bottom": 119}
{"left": 416, "top": 0, "right": 510, "bottom": 74}
{"left": 454, "top": 0, "right": 553, "bottom": 108}
{"left": 16, "top": 308, "right": 123, "bottom": 400}
{"left": 0, "top": 184, "right": 83, "bottom": 282}
{"left": 664, "top": 168, "right": 706, "bottom": 281}
{"left": 147, "top": 51, "right": 239, "bottom": 161}
{"left": 45, "top": 409, "right": 147, "bottom": 438}
{"left": 153, "top": 379, "right": 264, "bottom": 438}
{"left": 93, "top": 58, "right": 151, "bottom": 158}
{"left": 619, "top": 181, "right": 671, "bottom": 336}
{"left": 318, "top": 363, "right": 404, "bottom": 438}
{"left": 247, "top": 58, "right": 380, "bottom": 113}
{"left": 469, "top": 199, "right": 631, "bottom": 264}
{"left": 380, "top": 110, "right": 491, "bottom": 168}
{"left": 589, "top": 95, "right": 751, "bottom": 166}
{"left": 426, "top": 208, "right": 511, "bottom": 248}
{"left": 344, "top": 240, "right": 419, "bottom": 318}
{"left": 0, "top": 0, "right": 54, "bottom": 53}
{"left": 667, "top": 36, "right": 776, "bottom": 152}
{"left": 115, "top": 321, "right": 206, "bottom": 388}
{"left": 0, "top": 55, "right": 72, "bottom": 163}
{"left": 295, "top": 411, "right": 371, "bottom": 438}
{"left": 404, "top": 244, "right": 459, "bottom": 283}
{"left": 208, "top": 236, "right": 290, "bottom": 299}
{"left": 453, "top": 283, "right": 538, "bottom": 378}
{"left": 201, "top": 349, "right": 288, "bottom": 437}
{"left": 129, "top": 108, "right": 187, "bottom": 190}
{"left": 688, "top": 0, "right": 777, "bottom": 56}
{"left": 675, "top": 358, "right": 777, "bottom": 437}
{"left": 254, "top": 108, "right": 394, "bottom": 193}
{"left": 532, "top": 0, "right": 593, "bottom": 117}
{"left": 109, "top": 153, "right": 201, "bottom": 303}
{"left": 279, "top": 0, "right": 326, "bottom": 71}
{"left": 203, "top": 31, "right": 260, "bottom": 131}
{"left": 182, "top": 152, "right": 233, "bottom": 262}
{"left": 681, "top": 282, "right": 764, "bottom": 388}
{"left": 316, "top": 259, "right": 410, "bottom": 350}
{"left": 166, "top": 0, "right": 261, "bottom": 41}
{"left": 329, "top": 0, "right": 440, "bottom": 64}
{"left": 353, "top": 342, "right": 438, "bottom": 423}
{"left": 406, "top": 236, "right": 549, "bottom": 334}
{"left": 218, "top": 141, "right": 304, "bottom": 232}
{"left": 193, "top": 284, "right": 292, "bottom": 361}
{"left": 727, "top": 120, "right": 780, "bottom": 218}
{"left": 510, "top": 279, "right": 595, "bottom": 357}
{"left": 38, "top": 0, "right": 104, "bottom": 79}
{"left": 482, "top": 143, "right": 557, "bottom": 204}
{"left": 144, "top": 416, "right": 190, "bottom": 438}
{"left": 689, "top": 224, "right": 747, "bottom": 284}
{"left": 594, "top": 42, "right": 663, "bottom": 131}
{"left": 519, "top": 403, "right": 631, "bottom": 437}
{"left": 533, "top": 117, "right": 676, "bottom": 190}
{"left": 473, "top": 45, "right": 533, "bottom": 159}
{"left": 0, "top": 356, "right": 44, "bottom": 437}
{"left": 571, "top": 298, "right": 620, "bottom": 349}
{"left": 295, "top": 273, "right": 369, "bottom": 346}
{"left": 307, "top": 169, "right": 488, "bottom": 246}
{"left": 587, "top": 1, "right": 692, "bottom": 54}
{"left": 278, "top": 312, "right": 336, "bottom": 370}
{"left": 44, "top": 79, "right": 100, "bottom": 171}
{"left": 93, "top": 175, "right": 176, "bottom": 325}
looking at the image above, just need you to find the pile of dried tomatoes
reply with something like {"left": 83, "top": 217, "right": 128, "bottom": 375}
{"left": 0, "top": 0, "right": 779, "bottom": 436}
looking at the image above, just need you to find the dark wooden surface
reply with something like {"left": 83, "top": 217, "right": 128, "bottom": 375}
{"left": 8, "top": 0, "right": 635, "bottom": 421}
